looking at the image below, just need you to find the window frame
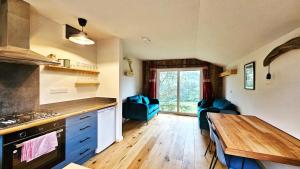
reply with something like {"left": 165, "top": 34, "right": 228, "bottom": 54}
{"left": 156, "top": 68, "right": 203, "bottom": 116}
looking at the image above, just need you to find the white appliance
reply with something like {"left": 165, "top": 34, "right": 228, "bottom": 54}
{"left": 96, "top": 106, "right": 116, "bottom": 153}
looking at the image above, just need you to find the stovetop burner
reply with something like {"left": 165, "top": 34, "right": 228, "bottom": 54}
{"left": 0, "top": 110, "right": 60, "bottom": 129}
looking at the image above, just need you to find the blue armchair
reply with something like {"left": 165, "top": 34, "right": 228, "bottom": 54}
{"left": 197, "top": 98, "right": 240, "bottom": 132}
{"left": 123, "top": 95, "right": 160, "bottom": 122}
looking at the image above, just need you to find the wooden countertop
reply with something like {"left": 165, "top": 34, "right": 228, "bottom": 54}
{"left": 208, "top": 113, "right": 300, "bottom": 166}
{"left": 0, "top": 97, "right": 117, "bottom": 135}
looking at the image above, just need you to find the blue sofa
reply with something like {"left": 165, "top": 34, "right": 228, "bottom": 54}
{"left": 197, "top": 98, "right": 240, "bottom": 132}
{"left": 123, "top": 95, "right": 160, "bottom": 122}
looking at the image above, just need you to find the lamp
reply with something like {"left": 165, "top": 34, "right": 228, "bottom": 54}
{"left": 266, "top": 65, "right": 271, "bottom": 80}
{"left": 68, "top": 18, "right": 95, "bottom": 45}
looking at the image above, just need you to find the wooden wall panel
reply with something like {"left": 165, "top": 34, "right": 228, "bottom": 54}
{"left": 209, "top": 64, "right": 223, "bottom": 99}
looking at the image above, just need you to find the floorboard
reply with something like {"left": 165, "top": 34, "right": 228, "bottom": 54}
{"left": 84, "top": 114, "right": 225, "bottom": 169}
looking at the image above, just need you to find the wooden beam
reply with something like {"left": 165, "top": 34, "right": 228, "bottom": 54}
{"left": 264, "top": 37, "right": 300, "bottom": 66}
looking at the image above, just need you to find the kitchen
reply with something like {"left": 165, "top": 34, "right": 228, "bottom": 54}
{"left": 0, "top": 0, "right": 126, "bottom": 168}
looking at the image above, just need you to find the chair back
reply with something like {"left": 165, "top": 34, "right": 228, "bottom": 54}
{"left": 207, "top": 117, "right": 215, "bottom": 143}
{"left": 212, "top": 130, "right": 227, "bottom": 166}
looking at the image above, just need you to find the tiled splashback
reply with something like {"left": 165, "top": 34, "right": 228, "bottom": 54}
{"left": 0, "top": 62, "right": 39, "bottom": 114}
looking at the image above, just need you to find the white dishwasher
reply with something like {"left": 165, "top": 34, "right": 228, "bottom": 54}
{"left": 96, "top": 106, "right": 116, "bottom": 153}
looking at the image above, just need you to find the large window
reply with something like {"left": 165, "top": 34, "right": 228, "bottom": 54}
{"left": 157, "top": 69, "right": 201, "bottom": 115}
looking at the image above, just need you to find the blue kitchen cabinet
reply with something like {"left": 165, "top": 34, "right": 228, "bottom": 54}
{"left": 53, "top": 111, "right": 98, "bottom": 169}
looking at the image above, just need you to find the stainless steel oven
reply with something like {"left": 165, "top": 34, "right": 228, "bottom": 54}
{"left": 3, "top": 119, "right": 65, "bottom": 169}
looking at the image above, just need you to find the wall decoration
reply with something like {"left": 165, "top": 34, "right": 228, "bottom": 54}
{"left": 124, "top": 57, "right": 134, "bottom": 76}
{"left": 263, "top": 37, "right": 300, "bottom": 66}
{"left": 244, "top": 61, "right": 255, "bottom": 90}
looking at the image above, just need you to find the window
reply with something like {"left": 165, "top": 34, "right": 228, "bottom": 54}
{"left": 157, "top": 68, "right": 202, "bottom": 115}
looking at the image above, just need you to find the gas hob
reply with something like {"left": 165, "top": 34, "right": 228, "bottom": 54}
{"left": 0, "top": 110, "right": 60, "bottom": 129}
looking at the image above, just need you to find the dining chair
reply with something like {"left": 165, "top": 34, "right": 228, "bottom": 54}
{"left": 206, "top": 117, "right": 217, "bottom": 169}
{"left": 204, "top": 116, "right": 215, "bottom": 157}
{"left": 210, "top": 130, "right": 262, "bottom": 169}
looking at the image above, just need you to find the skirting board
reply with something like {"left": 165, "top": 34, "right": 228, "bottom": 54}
{"left": 116, "top": 136, "right": 123, "bottom": 142}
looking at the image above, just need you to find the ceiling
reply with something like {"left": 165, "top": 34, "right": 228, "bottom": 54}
{"left": 25, "top": 0, "right": 300, "bottom": 65}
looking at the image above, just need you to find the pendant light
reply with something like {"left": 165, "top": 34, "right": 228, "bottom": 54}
{"left": 68, "top": 18, "right": 95, "bottom": 45}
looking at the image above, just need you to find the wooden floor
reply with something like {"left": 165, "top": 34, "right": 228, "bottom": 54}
{"left": 84, "top": 114, "right": 225, "bottom": 169}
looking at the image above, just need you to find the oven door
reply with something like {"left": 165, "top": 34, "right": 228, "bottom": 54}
{"left": 3, "top": 128, "right": 65, "bottom": 169}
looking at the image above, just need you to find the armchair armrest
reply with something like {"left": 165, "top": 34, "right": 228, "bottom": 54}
{"left": 150, "top": 98, "right": 159, "bottom": 104}
{"left": 198, "top": 100, "right": 203, "bottom": 107}
{"left": 199, "top": 107, "right": 220, "bottom": 119}
{"left": 198, "top": 100, "right": 210, "bottom": 108}
{"left": 197, "top": 107, "right": 220, "bottom": 130}
{"left": 123, "top": 102, "right": 148, "bottom": 120}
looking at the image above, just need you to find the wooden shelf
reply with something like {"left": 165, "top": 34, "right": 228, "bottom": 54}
{"left": 75, "top": 82, "right": 100, "bottom": 87}
{"left": 219, "top": 69, "right": 237, "bottom": 77}
{"left": 45, "top": 65, "right": 99, "bottom": 75}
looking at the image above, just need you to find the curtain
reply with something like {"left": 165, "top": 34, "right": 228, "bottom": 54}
{"left": 149, "top": 67, "right": 157, "bottom": 98}
{"left": 202, "top": 67, "right": 213, "bottom": 102}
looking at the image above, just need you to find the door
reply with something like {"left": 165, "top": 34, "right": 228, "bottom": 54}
{"left": 179, "top": 70, "right": 201, "bottom": 114}
{"left": 158, "top": 71, "right": 178, "bottom": 112}
{"left": 157, "top": 69, "right": 201, "bottom": 115}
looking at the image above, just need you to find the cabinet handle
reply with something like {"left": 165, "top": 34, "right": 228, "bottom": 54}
{"left": 80, "top": 137, "right": 91, "bottom": 143}
{"left": 80, "top": 125, "right": 91, "bottom": 131}
{"left": 80, "top": 115, "right": 91, "bottom": 120}
{"left": 80, "top": 148, "right": 90, "bottom": 155}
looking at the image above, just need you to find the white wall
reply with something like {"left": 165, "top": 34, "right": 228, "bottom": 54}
{"left": 225, "top": 27, "right": 300, "bottom": 169}
{"left": 96, "top": 38, "right": 123, "bottom": 141}
{"left": 30, "top": 10, "right": 99, "bottom": 104}
{"left": 96, "top": 38, "right": 143, "bottom": 140}
{"left": 29, "top": 10, "right": 143, "bottom": 142}
{"left": 121, "top": 57, "right": 143, "bottom": 101}
{"left": 30, "top": 9, "right": 143, "bottom": 143}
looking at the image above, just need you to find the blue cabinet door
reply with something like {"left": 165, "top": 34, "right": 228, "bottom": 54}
{"left": 52, "top": 111, "right": 98, "bottom": 169}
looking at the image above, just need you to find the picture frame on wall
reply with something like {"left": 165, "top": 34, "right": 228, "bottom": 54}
{"left": 244, "top": 61, "right": 255, "bottom": 90}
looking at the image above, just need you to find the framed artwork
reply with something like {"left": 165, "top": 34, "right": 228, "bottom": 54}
{"left": 244, "top": 61, "right": 255, "bottom": 90}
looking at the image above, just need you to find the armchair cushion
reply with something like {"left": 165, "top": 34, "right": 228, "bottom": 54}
{"left": 221, "top": 109, "right": 240, "bottom": 115}
{"left": 199, "top": 100, "right": 210, "bottom": 108}
{"left": 142, "top": 96, "right": 150, "bottom": 105}
{"left": 213, "top": 99, "right": 235, "bottom": 110}
{"left": 150, "top": 98, "right": 159, "bottom": 104}
{"left": 203, "top": 107, "right": 220, "bottom": 112}
{"left": 127, "top": 95, "right": 143, "bottom": 104}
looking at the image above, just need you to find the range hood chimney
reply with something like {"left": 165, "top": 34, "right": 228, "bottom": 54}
{"left": 0, "top": 0, "right": 59, "bottom": 65}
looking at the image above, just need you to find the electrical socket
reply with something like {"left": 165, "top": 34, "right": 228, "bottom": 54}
{"left": 50, "top": 88, "right": 68, "bottom": 94}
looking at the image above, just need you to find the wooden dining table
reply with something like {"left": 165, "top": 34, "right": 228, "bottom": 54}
{"left": 207, "top": 113, "right": 300, "bottom": 166}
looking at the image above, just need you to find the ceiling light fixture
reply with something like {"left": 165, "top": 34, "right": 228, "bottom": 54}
{"left": 69, "top": 18, "right": 95, "bottom": 45}
{"left": 141, "top": 36, "right": 151, "bottom": 44}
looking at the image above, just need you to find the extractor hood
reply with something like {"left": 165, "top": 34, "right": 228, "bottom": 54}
{"left": 0, "top": 0, "right": 59, "bottom": 65}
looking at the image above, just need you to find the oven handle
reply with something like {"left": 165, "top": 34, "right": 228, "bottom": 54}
{"left": 14, "top": 129, "right": 64, "bottom": 148}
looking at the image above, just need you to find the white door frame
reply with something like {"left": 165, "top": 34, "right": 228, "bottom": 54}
{"left": 156, "top": 68, "right": 203, "bottom": 117}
